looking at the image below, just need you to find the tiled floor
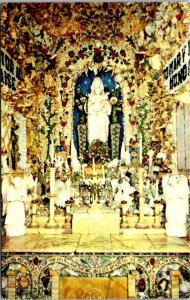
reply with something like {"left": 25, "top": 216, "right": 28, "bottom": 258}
{"left": 2, "top": 234, "right": 190, "bottom": 253}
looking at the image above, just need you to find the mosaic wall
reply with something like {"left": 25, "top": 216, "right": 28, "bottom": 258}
{"left": 2, "top": 253, "right": 190, "bottom": 299}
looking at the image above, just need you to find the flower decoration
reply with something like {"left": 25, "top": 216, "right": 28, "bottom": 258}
{"left": 81, "top": 139, "right": 110, "bottom": 164}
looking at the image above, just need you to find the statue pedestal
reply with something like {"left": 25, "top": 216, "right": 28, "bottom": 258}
{"left": 72, "top": 205, "right": 120, "bottom": 234}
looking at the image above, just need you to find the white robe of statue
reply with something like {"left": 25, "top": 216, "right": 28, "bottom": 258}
{"left": 5, "top": 176, "right": 28, "bottom": 237}
{"left": 2, "top": 175, "right": 11, "bottom": 216}
{"left": 87, "top": 77, "right": 111, "bottom": 144}
{"left": 162, "top": 174, "right": 189, "bottom": 237}
{"left": 55, "top": 179, "right": 71, "bottom": 208}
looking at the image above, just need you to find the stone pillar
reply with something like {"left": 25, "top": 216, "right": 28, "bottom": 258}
{"left": 6, "top": 270, "right": 16, "bottom": 300}
{"left": 171, "top": 271, "right": 181, "bottom": 299}
{"left": 50, "top": 271, "right": 61, "bottom": 300}
{"left": 128, "top": 271, "right": 137, "bottom": 298}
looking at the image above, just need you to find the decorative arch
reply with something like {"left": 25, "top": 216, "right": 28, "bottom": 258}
{"left": 57, "top": 43, "right": 138, "bottom": 163}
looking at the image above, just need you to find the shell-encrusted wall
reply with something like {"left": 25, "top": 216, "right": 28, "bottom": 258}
{"left": 1, "top": 2, "right": 189, "bottom": 169}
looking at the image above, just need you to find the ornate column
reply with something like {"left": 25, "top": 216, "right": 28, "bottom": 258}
{"left": 171, "top": 271, "right": 181, "bottom": 299}
{"left": 128, "top": 271, "right": 137, "bottom": 298}
{"left": 50, "top": 271, "right": 61, "bottom": 300}
{"left": 6, "top": 271, "right": 16, "bottom": 300}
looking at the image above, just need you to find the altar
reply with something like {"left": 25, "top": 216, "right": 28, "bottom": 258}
{"left": 72, "top": 205, "right": 120, "bottom": 234}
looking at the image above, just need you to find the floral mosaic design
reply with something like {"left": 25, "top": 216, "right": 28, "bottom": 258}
{"left": 2, "top": 253, "right": 190, "bottom": 299}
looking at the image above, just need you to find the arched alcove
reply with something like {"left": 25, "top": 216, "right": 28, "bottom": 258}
{"left": 72, "top": 69, "right": 124, "bottom": 163}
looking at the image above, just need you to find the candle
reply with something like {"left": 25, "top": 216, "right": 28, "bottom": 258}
{"left": 149, "top": 154, "right": 152, "bottom": 169}
{"left": 51, "top": 139, "right": 54, "bottom": 164}
{"left": 92, "top": 157, "right": 96, "bottom": 176}
{"left": 139, "top": 135, "right": 142, "bottom": 164}
{"left": 102, "top": 165, "right": 105, "bottom": 180}
{"left": 139, "top": 197, "right": 145, "bottom": 222}
{"left": 146, "top": 179, "right": 150, "bottom": 190}
{"left": 34, "top": 177, "right": 38, "bottom": 199}
{"left": 82, "top": 165, "right": 85, "bottom": 181}
{"left": 126, "top": 145, "right": 131, "bottom": 165}
{"left": 139, "top": 167, "right": 144, "bottom": 196}
{"left": 147, "top": 149, "right": 154, "bottom": 176}
{"left": 50, "top": 167, "right": 55, "bottom": 195}
{"left": 155, "top": 179, "right": 159, "bottom": 199}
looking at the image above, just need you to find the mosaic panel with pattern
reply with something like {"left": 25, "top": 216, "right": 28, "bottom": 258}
{"left": 2, "top": 253, "right": 190, "bottom": 299}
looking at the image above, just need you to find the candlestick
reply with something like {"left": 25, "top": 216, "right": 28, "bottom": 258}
{"left": 51, "top": 139, "right": 54, "bottom": 164}
{"left": 121, "top": 201, "right": 129, "bottom": 228}
{"left": 102, "top": 165, "right": 105, "bottom": 180}
{"left": 146, "top": 179, "right": 150, "bottom": 190}
{"left": 139, "top": 134, "right": 142, "bottom": 164}
{"left": 34, "top": 177, "right": 38, "bottom": 199}
{"left": 28, "top": 200, "right": 39, "bottom": 228}
{"left": 92, "top": 157, "right": 96, "bottom": 176}
{"left": 155, "top": 179, "right": 159, "bottom": 199}
{"left": 136, "top": 167, "right": 147, "bottom": 228}
{"left": 149, "top": 153, "right": 153, "bottom": 169}
{"left": 139, "top": 197, "right": 145, "bottom": 222}
{"left": 153, "top": 201, "right": 162, "bottom": 228}
{"left": 45, "top": 166, "right": 58, "bottom": 229}
{"left": 82, "top": 165, "right": 85, "bottom": 181}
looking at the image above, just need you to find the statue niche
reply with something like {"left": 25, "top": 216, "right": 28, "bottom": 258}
{"left": 73, "top": 70, "right": 124, "bottom": 164}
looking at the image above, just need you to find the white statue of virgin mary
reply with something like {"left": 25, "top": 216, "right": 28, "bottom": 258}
{"left": 87, "top": 77, "right": 112, "bottom": 144}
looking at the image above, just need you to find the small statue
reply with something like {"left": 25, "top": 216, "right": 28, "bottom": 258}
{"left": 55, "top": 178, "right": 71, "bottom": 208}
{"left": 162, "top": 174, "right": 189, "bottom": 237}
{"left": 4, "top": 176, "right": 28, "bottom": 237}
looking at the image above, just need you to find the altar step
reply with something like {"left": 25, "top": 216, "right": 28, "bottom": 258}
{"left": 26, "top": 227, "right": 71, "bottom": 234}
{"left": 26, "top": 227, "right": 165, "bottom": 235}
{"left": 120, "top": 228, "right": 165, "bottom": 235}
